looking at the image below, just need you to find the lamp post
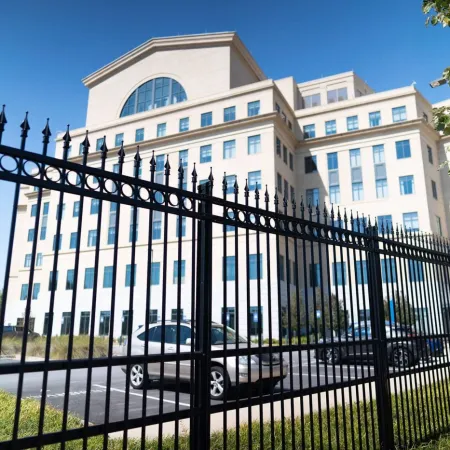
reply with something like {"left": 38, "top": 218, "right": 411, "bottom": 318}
{"left": 430, "top": 77, "right": 447, "bottom": 88}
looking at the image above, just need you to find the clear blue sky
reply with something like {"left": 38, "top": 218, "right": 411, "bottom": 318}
{"left": 0, "top": 0, "right": 449, "bottom": 286}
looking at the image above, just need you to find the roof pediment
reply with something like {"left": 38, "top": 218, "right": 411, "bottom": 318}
{"left": 82, "top": 32, "right": 266, "bottom": 88}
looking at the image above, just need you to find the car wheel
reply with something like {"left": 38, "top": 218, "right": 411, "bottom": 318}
{"left": 391, "top": 347, "right": 413, "bottom": 368}
{"left": 323, "top": 348, "right": 340, "bottom": 364}
{"left": 130, "top": 364, "right": 146, "bottom": 389}
{"left": 261, "top": 379, "right": 278, "bottom": 395}
{"left": 210, "top": 366, "right": 228, "bottom": 401}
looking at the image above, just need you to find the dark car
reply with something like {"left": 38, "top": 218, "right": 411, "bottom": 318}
{"left": 2, "top": 325, "right": 39, "bottom": 340}
{"left": 314, "top": 321, "right": 428, "bottom": 368}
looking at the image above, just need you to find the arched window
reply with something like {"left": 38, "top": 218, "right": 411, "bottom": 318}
{"left": 120, "top": 77, "right": 187, "bottom": 118}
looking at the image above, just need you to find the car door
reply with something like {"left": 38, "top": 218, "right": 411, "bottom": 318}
{"left": 146, "top": 325, "right": 163, "bottom": 378}
{"left": 162, "top": 325, "right": 178, "bottom": 379}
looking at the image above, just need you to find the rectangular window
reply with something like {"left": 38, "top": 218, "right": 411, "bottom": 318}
{"left": 20, "top": 284, "right": 28, "bottom": 300}
{"left": 223, "top": 256, "right": 236, "bottom": 281}
{"left": 55, "top": 203, "right": 65, "bottom": 220}
{"left": 428, "top": 146, "right": 434, "bottom": 164}
{"left": 303, "top": 93, "right": 321, "bottom": 108}
{"left": 32, "top": 283, "right": 40, "bottom": 300}
{"left": 79, "top": 143, "right": 84, "bottom": 155}
{"left": 69, "top": 232, "right": 78, "bottom": 249}
{"left": 248, "top": 170, "right": 262, "bottom": 191}
{"left": 356, "top": 261, "right": 368, "bottom": 285}
{"left": 303, "top": 124, "right": 315, "bottom": 139}
{"left": 327, "top": 152, "right": 338, "bottom": 170}
{"left": 96, "top": 137, "right": 104, "bottom": 151}
{"left": 284, "top": 180, "right": 289, "bottom": 200}
{"left": 306, "top": 188, "right": 319, "bottom": 206}
{"left": 200, "top": 144, "right": 212, "bottom": 163}
{"left": 277, "top": 173, "right": 282, "bottom": 193}
{"left": 249, "top": 306, "right": 263, "bottom": 336}
{"left": 376, "top": 179, "right": 388, "bottom": 198}
{"left": 283, "top": 145, "right": 288, "bottom": 164}
{"left": 224, "top": 106, "right": 236, "bottom": 122}
{"left": 201, "top": 112, "right": 212, "bottom": 127}
{"left": 66, "top": 269, "right": 74, "bottom": 290}
{"left": 224, "top": 175, "right": 236, "bottom": 195}
{"left": 325, "top": 120, "right": 337, "bottom": 135}
{"left": 179, "top": 117, "right": 189, "bottom": 132}
{"left": 378, "top": 215, "right": 393, "bottom": 231}
{"left": 28, "top": 229, "right": 35, "bottom": 242}
{"left": 431, "top": 180, "right": 438, "bottom": 199}
{"left": 87, "top": 230, "right": 97, "bottom": 247}
{"left": 381, "top": 258, "right": 397, "bottom": 283}
{"left": 48, "top": 271, "right": 58, "bottom": 291}
{"left": 249, "top": 254, "right": 263, "bottom": 280}
{"left": 248, "top": 135, "right": 261, "bottom": 155}
{"left": 373, "top": 145, "right": 388, "bottom": 198}
{"left": 409, "top": 260, "right": 424, "bottom": 282}
{"left": 150, "top": 262, "right": 160, "bottom": 285}
{"left": 329, "top": 185, "right": 340, "bottom": 204}
{"left": 84, "top": 267, "right": 95, "bottom": 289}
{"left": 327, "top": 87, "right": 348, "bottom": 103}
{"left": 278, "top": 255, "right": 285, "bottom": 281}
{"left": 309, "top": 263, "right": 321, "bottom": 287}
{"left": 73, "top": 201, "right": 80, "bottom": 218}
{"left": 129, "top": 209, "right": 139, "bottom": 243}
{"left": 403, "top": 212, "right": 419, "bottom": 232}
{"left": 79, "top": 312, "right": 90, "bottom": 335}
{"left": 31, "top": 204, "right": 37, "bottom": 217}
{"left": 289, "top": 153, "right": 294, "bottom": 171}
{"left": 125, "top": 264, "right": 137, "bottom": 287}
{"left": 176, "top": 217, "right": 186, "bottom": 238}
{"left": 103, "top": 266, "right": 113, "bottom": 288}
{"left": 396, "top": 140, "right": 411, "bottom": 159}
{"left": 352, "top": 182, "right": 364, "bottom": 201}
{"left": 276, "top": 137, "right": 281, "bottom": 156}
{"left": 223, "top": 140, "right": 236, "bottom": 159}
{"left": 350, "top": 149, "right": 363, "bottom": 201}
{"left": 99, "top": 311, "right": 111, "bottom": 336}
{"left": 248, "top": 100, "right": 260, "bottom": 117}
{"left": 152, "top": 221, "right": 162, "bottom": 240}
{"left": 332, "top": 262, "right": 347, "bottom": 286}
{"left": 53, "top": 234, "right": 62, "bottom": 251}
{"left": 107, "top": 227, "right": 116, "bottom": 245}
{"left": 40, "top": 202, "right": 49, "bottom": 240}
{"left": 173, "top": 260, "right": 186, "bottom": 284}
{"left": 156, "top": 123, "right": 166, "bottom": 138}
{"left": 350, "top": 148, "right": 361, "bottom": 168}
{"left": 171, "top": 309, "right": 184, "bottom": 322}
{"left": 61, "top": 312, "right": 71, "bottom": 336}
{"left": 392, "top": 106, "right": 407, "bottom": 122}
{"left": 369, "top": 111, "right": 381, "bottom": 127}
{"left": 90, "top": 198, "right": 99, "bottom": 215}
{"left": 115, "top": 133, "right": 124, "bottom": 147}
{"left": 36, "top": 253, "right": 43, "bottom": 267}
{"left": 135, "top": 128, "right": 144, "bottom": 142}
{"left": 24, "top": 254, "right": 32, "bottom": 268}
{"left": 305, "top": 156, "right": 317, "bottom": 173}
{"left": 436, "top": 216, "right": 443, "bottom": 236}
{"left": 399, "top": 175, "right": 415, "bottom": 195}
{"left": 347, "top": 116, "right": 359, "bottom": 131}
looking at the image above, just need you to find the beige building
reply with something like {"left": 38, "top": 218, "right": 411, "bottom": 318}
{"left": 5, "top": 32, "right": 450, "bottom": 339}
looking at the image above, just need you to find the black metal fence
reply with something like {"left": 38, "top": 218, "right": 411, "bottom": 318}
{"left": 0, "top": 110, "right": 449, "bottom": 449}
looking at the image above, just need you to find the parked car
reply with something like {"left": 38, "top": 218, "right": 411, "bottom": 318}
{"left": 2, "top": 325, "right": 39, "bottom": 340}
{"left": 314, "top": 321, "right": 428, "bottom": 368}
{"left": 121, "top": 321, "right": 288, "bottom": 400}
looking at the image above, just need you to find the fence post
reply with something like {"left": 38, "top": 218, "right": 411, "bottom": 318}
{"left": 192, "top": 181, "right": 213, "bottom": 450}
{"left": 367, "top": 226, "right": 395, "bottom": 449}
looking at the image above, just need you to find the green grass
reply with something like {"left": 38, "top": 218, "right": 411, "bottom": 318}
{"left": 1, "top": 379, "right": 450, "bottom": 448}
{"left": 1, "top": 336, "right": 108, "bottom": 359}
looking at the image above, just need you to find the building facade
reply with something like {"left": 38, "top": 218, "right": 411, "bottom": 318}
{"left": 5, "top": 32, "right": 450, "bottom": 339}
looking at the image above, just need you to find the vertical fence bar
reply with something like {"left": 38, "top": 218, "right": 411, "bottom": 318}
{"left": 192, "top": 181, "right": 213, "bottom": 450}
{"left": 367, "top": 226, "right": 395, "bottom": 449}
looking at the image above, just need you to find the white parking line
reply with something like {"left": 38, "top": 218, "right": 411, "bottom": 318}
{"left": 93, "top": 385, "right": 190, "bottom": 407}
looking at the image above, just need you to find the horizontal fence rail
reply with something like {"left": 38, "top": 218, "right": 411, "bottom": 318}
{"left": 0, "top": 112, "right": 449, "bottom": 450}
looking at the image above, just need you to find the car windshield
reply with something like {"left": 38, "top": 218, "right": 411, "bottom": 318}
{"left": 211, "top": 325, "right": 247, "bottom": 344}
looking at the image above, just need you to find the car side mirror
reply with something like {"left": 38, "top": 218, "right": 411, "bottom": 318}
{"left": 185, "top": 338, "right": 191, "bottom": 345}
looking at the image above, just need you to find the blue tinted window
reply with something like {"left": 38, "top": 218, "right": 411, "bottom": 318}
{"left": 400, "top": 175, "right": 414, "bottom": 195}
{"left": 69, "top": 232, "right": 78, "bottom": 249}
{"left": 115, "top": 133, "right": 124, "bottom": 147}
{"left": 223, "top": 140, "right": 236, "bottom": 159}
{"left": 403, "top": 212, "right": 419, "bottom": 232}
{"left": 107, "top": 227, "right": 116, "bottom": 245}
{"left": 327, "top": 152, "right": 338, "bottom": 170}
{"left": 396, "top": 140, "right": 411, "bottom": 159}
{"left": 223, "top": 256, "right": 236, "bottom": 281}
{"left": 87, "top": 230, "right": 97, "bottom": 247}
{"left": 91, "top": 199, "right": 99, "bottom": 214}
{"left": 20, "top": 284, "right": 28, "bottom": 300}
{"left": 356, "top": 261, "right": 368, "bottom": 285}
{"left": 31, "top": 204, "right": 37, "bottom": 217}
{"left": 152, "top": 221, "right": 162, "bottom": 240}
{"left": 224, "top": 106, "right": 236, "bottom": 122}
{"left": 84, "top": 268, "right": 95, "bottom": 289}
{"left": 392, "top": 106, "right": 407, "bottom": 122}
{"left": 73, "top": 201, "right": 80, "bottom": 217}
{"left": 135, "top": 128, "right": 144, "bottom": 142}
{"left": 381, "top": 258, "right": 397, "bottom": 283}
{"left": 36, "top": 253, "right": 43, "bottom": 267}
{"left": 201, "top": 112, "right": 212, "bottom": 127}
{"left": 332, "top": 262, "right": 347, "bottom": 286}
{"left": 369, "top": 111, "right": 381, "bottom": 127}
{"left": 176, "top": 217, "right": 186, "bottom": 237}
{"left": 347, "top": 116, "right": 359, "bottom": 131}
{"left": 200, "top": 145, "right": 212, "bottom": 163}
{"left": 103, "top": 266, "right": 113, "bottom": 288}
{"left": 125, "top": 264, "right": 137, "bottom": 287}
{"left": 303, "top": 124, "right": 315, "bottom": 139}
{"left": 249, "top": 254, "right": 263, "bottom": 280}
{"left": 157, "top": 123, "right": 166, "bottom": 137}
{"left": 66, "top": 269, "right": 74, "bottom": 290}
{"left": 306, "top": 188, "right": 319, "bottom": 206}
{"left": 150, "top": 262, "right": 160, "bottom": 285}
{"left": 376, "top": 179, "right": 388, "bottom": 198}
{"left": 173, "top": 260, "right": 186, "bottom": 284}
{"left": 248, "top": 135, "right": 261, "bottom": 155}
{"left": 32, "top": 283, "right": 40, "bottom": 300}
{"left": 409, "top": 260, "right": 424, "bottom": 282}
{"left": 179, "top": 117, "right": 189, "bottom": 132}
{"left": 225, "top": 175, "right": 236, "bottom": 195}
{"left": 325, "top": 120, "right": 337, "bottom": 135}
{"left": 248, "top": 101, "right": 260, "bottom": 117}
{"left": 248, "top": 171, "right": 262, "bottom": 191}
{"left": 53, "top": 234, "right": 62, "bottom": 251}
{"left": 329, "top": 185, "right": 340, "bottom": 203}
{"left": 96, "top": 137, "right": 104, "bottom": 151}
{"left": 378, "top": 215, "right": 393, "bottom": 231}
{"left": 24, "top": 254, "right": 32, "bottom": 268}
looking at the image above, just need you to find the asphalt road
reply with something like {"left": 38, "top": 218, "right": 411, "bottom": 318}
{"left": 0, "top": 351, "right": 379, "bottom": 425}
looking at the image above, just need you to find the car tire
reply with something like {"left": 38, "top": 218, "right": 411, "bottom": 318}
{"left": 323, "top": 348, "right": 341, "bottom": 365}
{"left": 130, "top": 364, "right": 146, "bottom": 389}
{"left": 210, "top": 365, "right": 228, "bottom": 401}
{"left": 261, "top": 379, "right": 278, "bottom": 395}
{"left": 391, "top": 347, "right": 413, "bottom": 368}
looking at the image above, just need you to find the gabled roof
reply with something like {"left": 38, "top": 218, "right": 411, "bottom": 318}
{"left": 82, "top": 32, "right": 266, "bottom": 88}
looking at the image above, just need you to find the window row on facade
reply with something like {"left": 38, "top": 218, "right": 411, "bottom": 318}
{"left": 275, "top": 136, "right": 295, "bottom": 171}
{"left": 302, "top": 105, "right": 407, "bottom": 139}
